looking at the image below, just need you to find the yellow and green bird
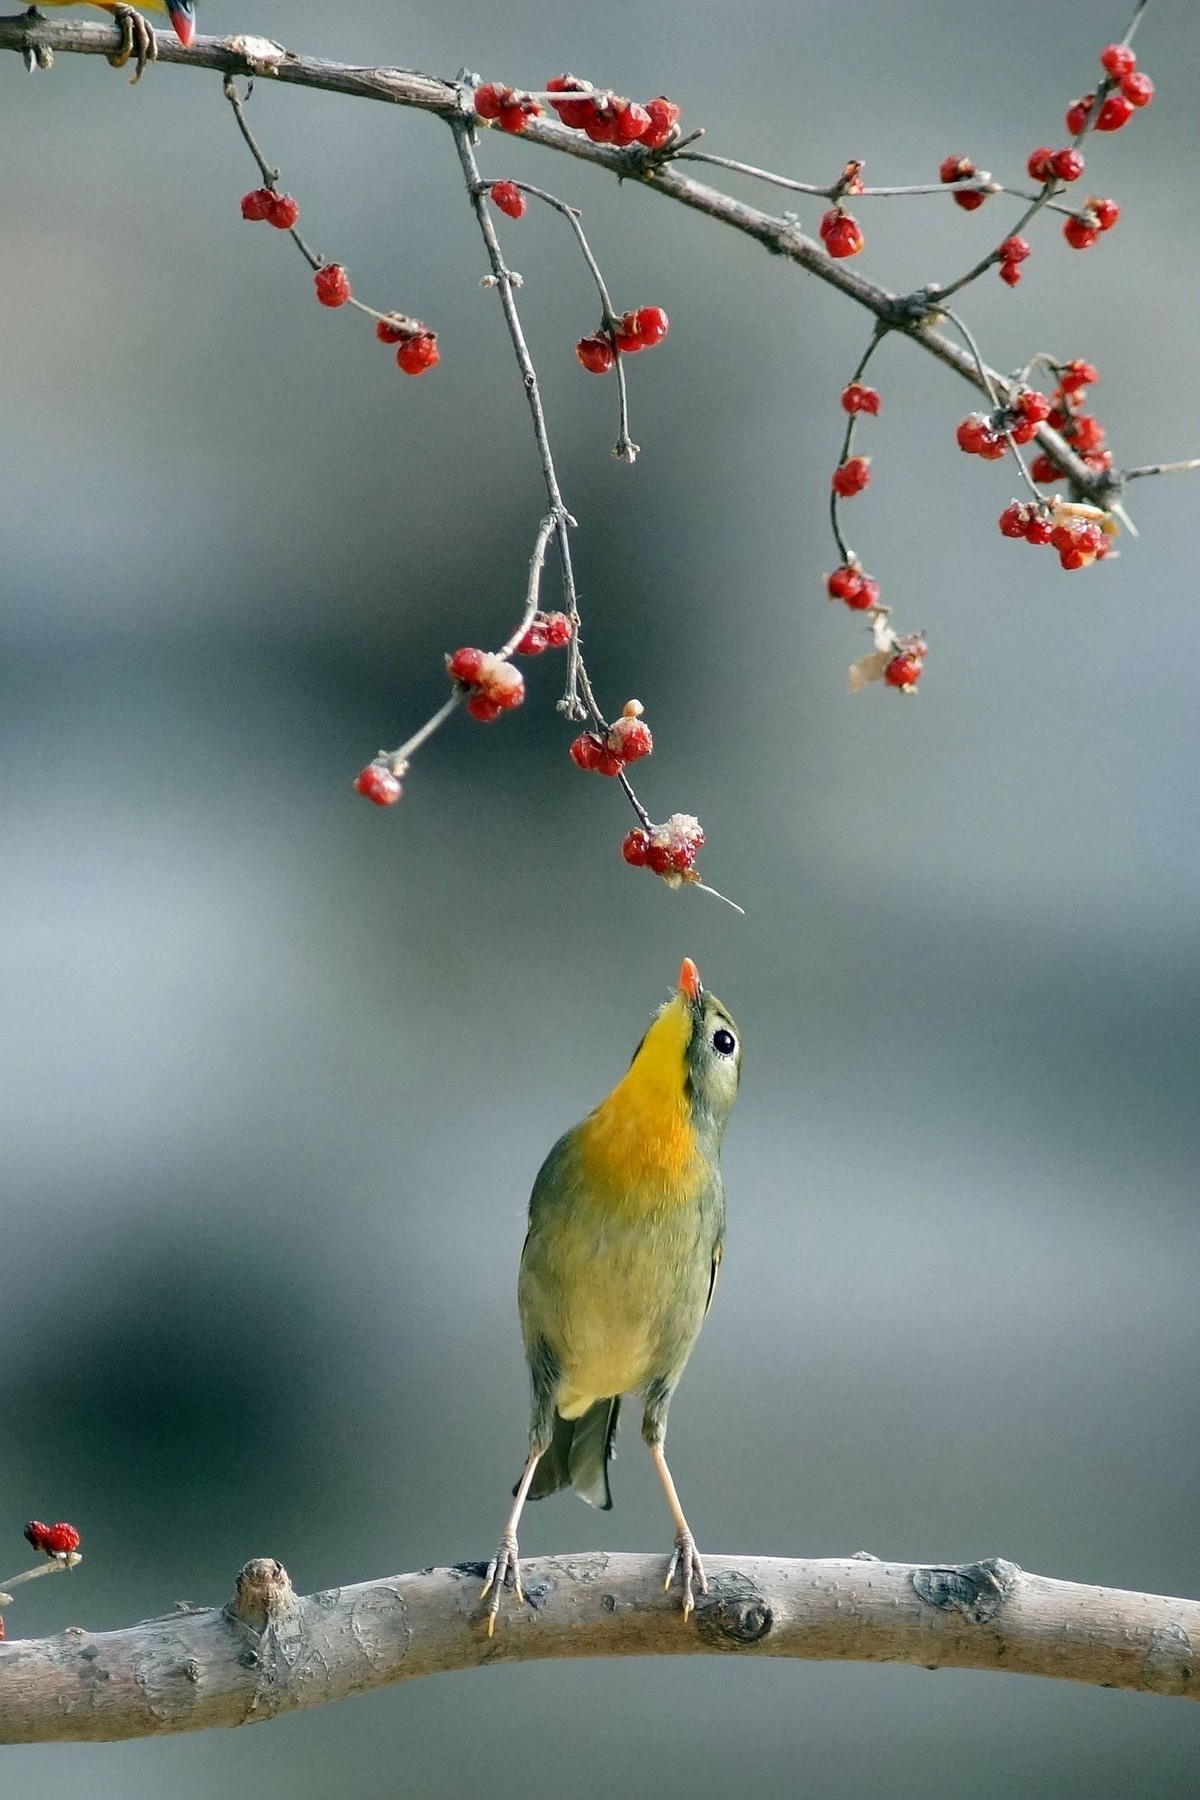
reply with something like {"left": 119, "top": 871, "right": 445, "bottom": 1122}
{"left": 29, "top": 3, "right": 196, "bottom": 77}
{"left": 482, "top": 956, "right": 742, "bottom": 1632}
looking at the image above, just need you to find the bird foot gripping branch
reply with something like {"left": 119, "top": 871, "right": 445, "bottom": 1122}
{"left": 482, "top": 958, "right": 741, "bottom": 1636}
{"left": 22, "top": 3, "right": 195, "bottom": 79}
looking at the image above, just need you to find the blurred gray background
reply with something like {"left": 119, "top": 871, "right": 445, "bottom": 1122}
{"left": 2, "top": 0, "right": 1197, "bottom": 1795}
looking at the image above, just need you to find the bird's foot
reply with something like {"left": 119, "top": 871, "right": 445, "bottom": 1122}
{"left": 108, "top": 5, "right": 156, "bottom": 81}
{"left": 20, "top": 6, "right": 53, "bottom": 71}
{"left": 480, "top": 1530, "right": 524, "bottom": 1637}
{"left": 664, "top": 1525, "right": 707, "bottom": 1620}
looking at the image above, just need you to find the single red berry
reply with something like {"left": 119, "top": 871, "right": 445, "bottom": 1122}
{"left": 447, "top": 646, "right": 486, "bottom": 684}
{"left": 998, "top": 503, "right": 1028, "bottom": 538}
{"left": 841, "top": 383, "right": 881, "bottom": 415}
{"left": 267, "top": 193, "right": 300, "bottom": 230}
{"left": 25, "top": 1521, "right": 81, "bottom": 1557}
{"left": 1100, "top": 43, "right": 1137, "bottom": 80}
{"left": 1096, "top": 92, "right": 1134, "bottom": 130}
{"left": 977, "top": 434, "right": 1007, "bottom": 462}
{"left": 1000, "top": 236, "right": 1031, "bottom": 263}
{"left": 546, "top": 75, "right": 596, "bottom": 131}
{"left": 646, "top": 841, "right": 674, "bottom": 875}
{"left": 641, "top": 96, "right": 681, "bottom": 150}
{"left": 396, "top": 332, "right": 440, "bottom": 376}
{"left": 491, "top": 181, "right": 526, "bottom": 219}
{"left": 1088, "top": 196, "right": 1120, "bottom": 231}
{"left": 821, "top": 209, "right": 865, "bottom": 257}
{"left": 1063, "top": 215, "right": 1101, "bottom": 250}
{"left": 622, "top": 828, "right": 650, "bottom": 867}
{"left": 1027, "top": 146, "right": 1056, "bottom": 181}
{"left": 1065, "top": 97, "right": 1093, "bottom": 137}
{"left": 607, "top": 715, "right": 653, "bottom": 763}
{"left": 884, "top": 652, "right": 923, "bottom": 690}
{"left": 1069, "top": 414, "right": 1107, "bottom": 452}
{"left": 998, "top": 260, "right": 1023, "bottom": 287}
{"left": 1059, "top": 358, "right": 1098, "bottom": 393}
{"left": 831, "top": 456, "right": 871, "bottom": 497}
{"left": 480, "top": 660, "right": 524, "bottom": 710}
{"left": 569, "top": 732, "right": 623, "bottom": 777}
{"left": 1016, "top": 390, "right": 1052, "bottom": 423}
{"left": 1009, "top": 415, "right": 1038, "bottom": 444}
{"left": 956, "top": 413, "right": 992, "bottom": 455}
{"left": 314, "top": 264, "right": 352, "bottom": 307}
{"left": 1030, "top": 453, "right": 1059, "bottom": 483}
{"left": 375, "top": 315, "right": 409, "bottom": 343}
{"left": 576, "top": 332, "right": 615, "bottom": 374}
{"left": 939, "top": 154, "right": 986, "bottom": 209}
{"left": 466, "top": 694, "right": 503, "bottom": 722}
{"left": 658, "top": 813, "right": 705, "bottom": 873}
{"left": 474, "top": 82, "right": 505, "bottom": 120}
{"left": 354, "top": 764, "right": 403, "bottom": 806}
{"left": 542, "top": 612, "right": 573, "bottom": 648}
{"left": 1024, "top": 515, "right": 1054, "bottom": 545}
{"left": 1121, "top": 71, "right": 1154, "bottom": 108}
{"left": 1084, "top": 448, "right": 1114, "bottom": 473}
{"left": 240, "top": 187, "right": 275, "bottom": 222}
{"left": 496, "top": 91, "right": 540, "bottom": 134}
{"left": 1050, "top": 147, "right": 1085, "bottom": 181}
{"left": 515, "top": 618, "right": 548, "bottom": 655}
{"left": 612, "top": 99, "right": 651, "bottom": 144}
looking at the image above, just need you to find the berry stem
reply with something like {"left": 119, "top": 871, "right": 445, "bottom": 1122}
{"left": 673, "top": 151, "right": 999, "bottom": 205}
{"left": 829, "top": 323, "right": 888, "bottom": 564}
{"left": 0, "top": 1558, "right": 80, "bottom": 1600}
{"left": 1122, "top": 457, "right": 1200, "bottom": 481}
{"left": 940, "top": 306, "right": 1042, "bottom": 503}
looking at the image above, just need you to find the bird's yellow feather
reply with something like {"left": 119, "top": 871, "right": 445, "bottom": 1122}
{"left": 574, "top": 996, "right": 705, "bottom": 1211}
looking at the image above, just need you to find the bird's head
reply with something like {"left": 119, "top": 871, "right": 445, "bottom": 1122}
{"left": 624, "top": 957, "right": 742, "bottom": 1145}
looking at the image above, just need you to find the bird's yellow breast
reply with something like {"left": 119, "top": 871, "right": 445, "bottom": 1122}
{"left": 574, "top": 998, "right": 704, "bottom": 1213}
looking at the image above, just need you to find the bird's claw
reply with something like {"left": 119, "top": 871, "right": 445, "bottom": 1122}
{"left": 664, "top": 1526, "right": 707, "bottom": 1620}
{"left": 480, "top": 1531, "right": 523, "bottom": 1636}
{"left": 107, "top": 5, "right": 156, "bottom": 81}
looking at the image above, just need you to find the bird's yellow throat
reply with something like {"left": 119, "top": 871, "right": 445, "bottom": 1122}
{"left": 574, "top": 997, "right": 704, "bottom": 1209}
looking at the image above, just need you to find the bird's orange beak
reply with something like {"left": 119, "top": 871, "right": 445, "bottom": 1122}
{"left": 678, "top": 957, "right": 703, "bottom": 1002}
{"left": 167, "top": 1, "right": 196, "bottom": 46}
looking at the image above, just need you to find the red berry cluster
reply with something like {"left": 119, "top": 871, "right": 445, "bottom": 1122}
{"left": 997, "top": 500, "right": 1054, "bottom": 544}
{"left": 570, "top": 700, "right": 653, "bottom": 777}
{"left": 474, "top": 83, "right": 542, "bottom": 134}
{"left": 956, "top": 412, "right": 1008, "bottom": 460}
{"left": 1026, "top": 146, "right": 1085, "bottom": 185}
{"left": 998, "top": 501, "right": 1112, "bottom": 569}
{"left": 841, "top": 383, "right": 881, "bottom": 415}
{"left": 939, "top": 155, "right": 989, "bottom": 210}
{"left": 375, "top": 314, "right": 441, "bottom": 376}
{"left": 832, "top": 455, "right": 871, "bottom": 497}
{"left": 819, "top": 207, "right": 865, "bottom": 260}
{"left": 24, "top": 1521, "right": 81, "bottom": 1557}
{"left": 515, "top": 610, "right": 573, "bottom": 655}
{"left": 1028, "top": 360, "right": 1110, "bottom": 481}
{"left": 1066, "top": 44, "right": 1154, "bottom": 136}
{"left": 446, "top": 647, "right": 526, "bottom": 721}
{"left": 622, "top": 812, "right": 705, "bottom": 881}
{"left": 241, "top": 187, "right": 300, "bottom": 230}
{"left": 576, "top": 306, "right": 668, "bottom": 374}
{"left": 826, "top": 563, "right": 881, "bottom": 611}
{"left": 545, "top": 76, "right": 681, "bottom": 150}
{"left": 490, "top": 180, "right": 527, "bottom": 220}
{"left": 1063, "top": 194, "right": 1119, "bottom": 251}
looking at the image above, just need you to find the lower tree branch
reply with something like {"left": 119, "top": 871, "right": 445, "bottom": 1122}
{"left": 1, "top": 1552, "right": 1195, "bottom": 1742}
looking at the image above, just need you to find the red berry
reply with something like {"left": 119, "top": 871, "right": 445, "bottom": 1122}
{"left": 842, "top": 383, "right": 881, "bottom": 415}
{"left": 354, "top": 763, "right": 403, "bottom": 806}
{"left": 1050, "top": 147, "right": 1085, "bottom": 181}
{"left": 546, "top": 75, "right": 596, "bottom": 130}
{"left": 474, "top": 82, "right": 505, "bottom": 119}
{"left": 820, "top": 209, "right": 865, "bottom": 257}
{"left": 1100, "top": 44, "right": 1137, "bottom": 80}
{"left": 542, "top": 612, "right": 573, "bottom": 648}
{"left": 998, "top": 260, "right": 1023, "bottom": 287}
{"left": 612, "top": 99, "right": 651, "bottom": 144}
{"left": 24, "top": 1521, "right": 81, "bottom": 1557}
{"left": 826, "top": 565, "right": 880, "bottom": 610}
{"left": 641, "top": 96, "right": 681, "bottom": 150}
{"left": 1000, "top": 236, "right": 1031, "bottom": 263}
{"left": 939, "top": 154, "right": 986, "bottom": 209}
{"left": 622, "top": 828, "right": 650, "bottom": 866}
{"left": 1069, "top": 415, "right": 1106, "bottom": 452}
{"left": 481, "top": 660, "right": 524, "bottom": 711}
{"left": 613, "top": 306, "right": 669, "bottom": 352}
{"left": 375, "top": 315, "right": 408, "bottom": 343}
{"left": 240, "top": 187, "right": 275, "bottom": 222}
{"left": 576, "top": 332, "right": 615, "bottom": 374}
{"left": 607, "top": 715, "right": 653, "bottom": 763}
{"left": 998, "top": 502, "right": 1028, "bottom": 538}
{"left": 448, "top": 646, "right": 486, "bottom": 685}
{"left": 1083, "top": 448, "right": 1114, "bottom": 474}
{"left": 466, "top": 694, "right": 502, "bottom": 722}
{"left": 884, "top": 652, "right": 923, "bottom": 690}
{"left": 1016, "top": 390, "right": 1052, "bottom": 423}
{"left": 314, "top": 264, "right": 352, "bottom": 307}
{"left": 831, "top": 456, "right": 871, "bottom": 497}
{"left": 1008, "top": 417, "right": 1037, "bottom": 445}
{"left": 1030, "top": 453, "right": 1059, "bottom": 483}
{"left": 645, "top": 841, "right": 673, "bottom": 875}
{"left": 659, "top": 813, "right": 705, "bottom": 873}
{"left": 1027, "top": 146, "right": 1056, "bottom": 181}
{"left": 1024, "top": 515, "right": 1054, "bottom": 545}
{"left": 1096, "top": 93, "right": 1134, "bottom": 131}
{"left": 1063, "top": 215, "right": 1101, "bottom": 250}
{"left": 1059, "top": 358, "right": 1098, "bottom": 393}
{"left": 570, "top": 732, "right": 622, "bottom": 777}
{"left": 1065, "top": 97, "right": 1093, "bottom": 137}
{"left": 396, "top": 332, "right": 439, "bottom": 376}
{"left": 267, "top": 193, "right": 300, "bottom": 230}
{"left": 1088, "top": 196, "right": 1120, "bottom": 231}
{"left": 490, "top": 181, "right": 526, "bottom": 219}
{"left": 1121, "top": 71, "right": 1154, "bottom": 108}
{"left": 499, "top": 96, "right": 540, "bottom": 134}
{"left": 515, "top": 618, "right": 548, "bottom": 655}
{"left": 956, "top": 413, "right": 1004, "bottom": 457}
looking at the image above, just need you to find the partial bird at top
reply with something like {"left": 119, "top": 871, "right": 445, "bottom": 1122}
{"left": 26, "top": 3, "right": 196, "bottom": 79}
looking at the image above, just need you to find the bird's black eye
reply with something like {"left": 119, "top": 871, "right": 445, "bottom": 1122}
{"left": 712, "top": 1028, "right": 736, "bottom": 1057}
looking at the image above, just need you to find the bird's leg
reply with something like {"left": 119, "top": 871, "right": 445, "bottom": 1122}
{"left": 480, "top": 1448, "right": 541, "bottom": 1637}
{"left": 107, "top": 5, "right": 157, "bottom": 81}
{"left": 19, "top": 7, "right": 53, "bottom": 72}
{"left": 649, "top": 1441, "right": 707, "bottom": 1620}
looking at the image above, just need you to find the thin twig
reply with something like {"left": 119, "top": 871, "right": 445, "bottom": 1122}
{"left": 1123, "top": 457, "right": 1200, "bottom": 480}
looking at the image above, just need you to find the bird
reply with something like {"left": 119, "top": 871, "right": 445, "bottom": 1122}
{"left": 22, "top": 3, "right": 196, "bottom": 79}
{"left": 482, "top": 955, "right": 742, "bottom": 1634}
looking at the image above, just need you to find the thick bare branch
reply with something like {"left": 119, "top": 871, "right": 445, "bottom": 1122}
{"left": 0, "top": 16, "right": 1126, "bottom": 504}
{"left": 0, "top": 1551, "right": 1195, "bottom": 1743}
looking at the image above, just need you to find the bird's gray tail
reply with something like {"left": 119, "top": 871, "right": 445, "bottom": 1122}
{"left": 525, "top": 1398, "right": 620, "bottom": 1510}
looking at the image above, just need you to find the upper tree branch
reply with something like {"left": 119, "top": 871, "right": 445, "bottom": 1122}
{"left": 0, "top": 1551, "right": 1196, "bottom": 1743}
{"left": 0, "top": 17, "right": 1129, "bottom": 505}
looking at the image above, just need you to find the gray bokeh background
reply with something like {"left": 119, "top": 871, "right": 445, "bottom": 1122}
{"left": 2, "top": 1, "right": 1197, "bottom": 1795}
